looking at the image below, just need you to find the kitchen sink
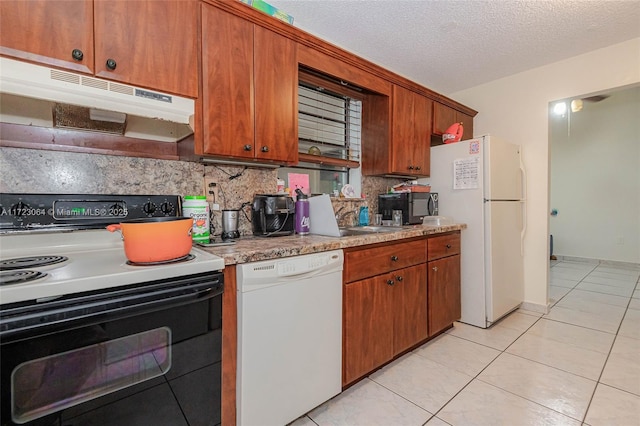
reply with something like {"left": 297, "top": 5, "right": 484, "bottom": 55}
{"left": 338, "top": 226, "right": 400, "bottom": 237}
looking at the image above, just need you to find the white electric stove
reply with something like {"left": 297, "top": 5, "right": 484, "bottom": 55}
{"left": 0, "top": 193, "right": 224, "bottom": 305}
{"left": 0, "top": 193, "right": 225, "bottom": 426}
{"left": 0, "top": 229, "right": 224, "bottom": 304}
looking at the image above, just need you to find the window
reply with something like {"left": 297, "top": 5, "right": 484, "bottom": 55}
{"left": 277, "top": 70, "right": 363, "bottom": 196}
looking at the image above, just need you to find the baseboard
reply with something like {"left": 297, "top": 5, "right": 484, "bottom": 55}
{"left": 520, "top": 301, "right": 549, "bottom": 315}
{"left": 554, "top": 255, "right": 599, "bottom": 264}
{"left": 555, "top": 255, "right": 640, "bottom": 269}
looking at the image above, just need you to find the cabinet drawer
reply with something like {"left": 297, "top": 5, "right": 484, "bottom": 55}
{"left": 427, "top": 233, "right": 460, "bottom": 261}
{"left": 344, "top": 240, "right": 427, "bottom": 283}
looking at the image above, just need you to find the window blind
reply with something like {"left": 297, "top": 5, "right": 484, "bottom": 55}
{"left": 298, "top": 83, "right": 361, "bottom": 164}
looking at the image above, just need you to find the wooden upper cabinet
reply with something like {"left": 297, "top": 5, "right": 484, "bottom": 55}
{"left": 0, "top": 0, "right": 94, "bottom": 74}
{"left": 432, "top": 102, "right": 456, "bottom": 135}
{"left": 253, "top": 26, "right": 298, "bottom": 163}
{"left": 433, "top": 102, "right": 474, "bottom": 140}
{"left": 200, "top": 4, "right": 297, "bottom": 164}
{"left": 201, "top": 5, "right": 254, "bottom": 158}
{"left": 458, "top": 111, "right": 474, "bottom": 140}
{"left": 391, "top": 85, "right": 432, "bottom": 176}
{"left": 94, "top": 0, "right": 198, "bottom": 98}
{"left": 0, "top": 0, "right": 197, "bottom": 98}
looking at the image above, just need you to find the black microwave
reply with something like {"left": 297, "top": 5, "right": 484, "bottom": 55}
{"left": 378, "top": 192, "right": 438, "bottom": 225}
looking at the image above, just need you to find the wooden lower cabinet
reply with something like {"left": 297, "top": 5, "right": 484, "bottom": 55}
{"left": 343, "top": 274, "right": 394, "bottom": 386}
{"left": 343, "top": 263, "right": 427, "bottom": 386}
{"left": 393, "top": 265, "right": 428, "bottom": 354}
{"left": 428, "top": 255, "right": 461, "bottom": 336}
{"left": 427, "top": 232, "right": 462, "bottom": 336}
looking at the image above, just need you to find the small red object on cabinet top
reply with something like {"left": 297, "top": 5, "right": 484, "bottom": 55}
{"left": 443, "top": 122, "right": 464, "bottom": 143}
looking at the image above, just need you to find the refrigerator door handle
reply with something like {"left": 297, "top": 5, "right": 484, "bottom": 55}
{"left": 519, "top": 147, "right": 527, "bottom": 201}
{"left": 520, "top": 200, "right": 527, "bottom": 256}
{"left": 519, "top": 148, "right": 527, "bottom": 256}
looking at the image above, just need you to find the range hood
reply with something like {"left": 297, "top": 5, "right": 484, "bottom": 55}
{"left": 0, "top": 57, "right": 194, "bottom": 142}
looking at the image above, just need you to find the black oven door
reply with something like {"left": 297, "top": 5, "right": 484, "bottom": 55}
{"left": 0, "top": 272, "right": 223, "bottom": 426}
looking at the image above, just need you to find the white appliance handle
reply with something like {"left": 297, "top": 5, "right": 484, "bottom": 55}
{"left": 520, "top": 200, "right": 527, "bottom": 256}
{"left": 519, "top": 148, "right": 527, "bottom": 256}
{"left": 519, "top": 146, "right": 527, "bottom": 201}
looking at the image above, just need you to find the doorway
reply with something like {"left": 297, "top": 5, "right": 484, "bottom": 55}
{"left": 548, "top": 85, "right": 640, "bottom": 264}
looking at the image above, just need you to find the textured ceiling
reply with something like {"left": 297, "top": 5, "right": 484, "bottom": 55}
{"left": 268, "top": 0, "right": 640, "bottom": 95}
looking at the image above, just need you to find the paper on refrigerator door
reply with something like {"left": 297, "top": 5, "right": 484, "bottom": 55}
{"left": 453, "top": 157, "right": 479, "bottom": 189}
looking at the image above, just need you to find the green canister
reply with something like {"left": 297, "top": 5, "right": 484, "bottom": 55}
{"left": 183, "top": 195, "right": 210, "bottom": 243}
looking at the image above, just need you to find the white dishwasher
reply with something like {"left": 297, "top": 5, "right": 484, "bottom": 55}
{"left": 236, "top": 249, "right": 344, "bottom": 426}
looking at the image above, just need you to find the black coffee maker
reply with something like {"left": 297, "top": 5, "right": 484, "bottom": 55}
{"left": 251, "top": 194, "right": 295, "bottom": 236}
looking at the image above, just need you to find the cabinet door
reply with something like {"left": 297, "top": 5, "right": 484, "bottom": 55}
{"left": 433, "top": 102, "right": 474, "bottom": 141}
{"left": 391, "top": 86, "right": 431, "bottom": 176}
{"left": 413, "top": 94, "right": 432, "bottom": 175}
{"left": 0, "top": 0, "right": 94, "bottom": 74}
{"left": 392, "top": 264, "right": 427, "bottom": 355}
{"left": 428, "top": 255, "right": 461, "bottom": 336}
{"left": 457, "top": 111, "right": 474, "bottom": 140}
{"left": 343, "top": 275, "right": 394, "bottom": 386}
{"left": 432, "top": 102, "right": 456, "bottom": 135}
{"left": 254, "top": 27, "right": 298, "bottom": 164}
{"left": 201, "top": 5, "right": 255, "bottom": 158}
{"left": 94, "top": 0, "right": 198, "bottom": 97}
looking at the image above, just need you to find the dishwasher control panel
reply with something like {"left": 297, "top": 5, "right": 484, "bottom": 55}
{"left": 237, "top": 250, "right": 343, "bottom": 288}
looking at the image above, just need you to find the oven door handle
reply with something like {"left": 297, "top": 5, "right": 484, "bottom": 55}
{"left": 1, "top": 279, "right": 223, "bottom": 340}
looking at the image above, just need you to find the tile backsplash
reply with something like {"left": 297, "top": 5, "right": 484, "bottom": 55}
{"left": 0, "top": 147, "right": 402, "bottom": 238}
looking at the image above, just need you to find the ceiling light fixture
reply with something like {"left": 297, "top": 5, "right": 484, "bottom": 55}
{"left": 570, "top": 99, "right": 583, "bottom": 112}
{"left": 553, "top": 102, "right": 567, "bottom": 116}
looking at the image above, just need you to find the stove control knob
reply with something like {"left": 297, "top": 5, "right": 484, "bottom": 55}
{"left": 10, "top": 201, "right": 29, "bottom": 217}
{"left": 109, "top": 202, "right": 126, "bottom": 217}
{"left": 160, "top": 202, "right": 175, "bottom": 215}
{"left": 143, "top": 202, "right": 157, "bottom": 215}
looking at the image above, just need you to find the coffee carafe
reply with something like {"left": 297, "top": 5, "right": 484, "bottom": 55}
{"left": 221, "top": 209, "right": 240, "bottom": 240}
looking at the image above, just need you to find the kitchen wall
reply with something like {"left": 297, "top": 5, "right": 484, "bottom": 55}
{"left": 550, "top": 85, "right": 640, "bottom": 263}
{"left": 449, "top": 37, "right": 640, "bottom": 311}
{"left": 0, "top": 147, "right": 395, "bottom": 235}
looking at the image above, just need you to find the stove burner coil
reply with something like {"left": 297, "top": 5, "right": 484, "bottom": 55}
{"left": 126, "top": 254, "right": 195, "bottom": 267}
{"left": 0, "top": 270, "right": 47, "bottom": 286}
{"left": 0, "top": 256, "right": 69, "bottom": 271}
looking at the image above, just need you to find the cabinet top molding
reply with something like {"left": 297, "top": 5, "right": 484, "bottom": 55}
{"left": 206, "top": 0, "right": 476, "bottom": 117}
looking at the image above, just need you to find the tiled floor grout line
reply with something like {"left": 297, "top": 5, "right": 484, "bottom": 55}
{"left": 553, "top": 261, "right": 640, "bottom": 424}
{"left": 577, "top": 281, "right": 639, "bottom": 424}
{"left": 301, "top": 260, "right": 639, "bottom": 426}
{"left": 422, "top": 315, "right": 547, "bottom": 425}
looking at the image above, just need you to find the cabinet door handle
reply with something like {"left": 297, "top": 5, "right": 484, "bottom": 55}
{"left": 408, "top": 165, "right": 414, "bottom": 170}
{"left": 261, "top": 146, "right": 269, "bottom": 153}
{"left": 71, "top": 49, "right": 84, "bottom": 61}
{"left": 386, "top": 279, "right": 395, "bottom": 286}
{"left": 415, "top": 166, "right": 422, "bottom": 171}
{"left": 432, "top": 266, "right": 438, "bottom": 271}
{"left": 243, "top": 144, "right": 253, "bottom": 151}
{"left": 446, "top": 244, "right": 452, "bottom": 249}
{"left": 396, "top": 275, "right": 403, "bottom": 282}
{"left": 390, "top": 255, "right": 398, "bottom": 262}
{"left": 105, "top": 58, "right": 117, "bottom": 70}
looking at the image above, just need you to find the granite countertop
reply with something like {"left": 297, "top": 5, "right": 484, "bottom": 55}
{"left": 199, "top": 224, "right": 466, "bottom": 265}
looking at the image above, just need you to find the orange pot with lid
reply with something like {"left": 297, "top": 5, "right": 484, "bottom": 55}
{"left": 106, "top": 217, "right": 193, "bottom": 263}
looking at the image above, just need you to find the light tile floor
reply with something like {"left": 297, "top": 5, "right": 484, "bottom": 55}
{"left": 291, "top": 260, "right": 640, "bottom": 426}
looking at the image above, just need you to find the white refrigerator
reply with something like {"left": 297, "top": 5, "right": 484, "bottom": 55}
{"left": 423, "top": 135, "right": 526, "bottom": 328}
